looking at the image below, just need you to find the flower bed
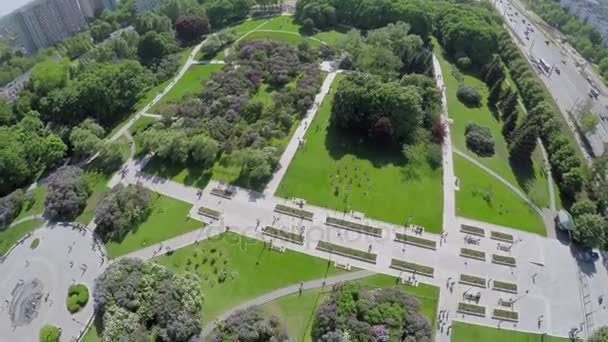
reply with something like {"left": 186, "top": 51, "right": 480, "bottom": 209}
{"left": 492, "top": 254, "right": 516, "bottom": 267}
{"left": 394, "top": 233, "right": 437, "bottom": 250}
{"left": 457, "top": 302, "right": 486, "bottom": 317}
{"left": 491, "top": 231, "right": 514, "bottom": 243}
{"left": 316, "top": 241, "right": 377, "bottom": 264}
{"left": 493, "top": 280, "right": 518, "bottom": 294}
{"left": 460, "top": 224, "right": 485, "bottom": 237}
{"left": 210, "top": 187, "right": 235, "bottom": 199}
{"left": 325, "top": 217, "right": 382, "bottom": 237}
{"left": 492, "top": 309, "right": 518, "bottom": 322}
{"left": 460, "top": 248, "right": 486, "bottom": 261}
{"left": 262, "top": 226, "right": 304, "bottom": 245}
{"left": 198, "top": 206, "right": 221, "bottom": 219}
{"left": 389, "top": 258, "right": 434, "bottom": 277}
{"left": 459, "top": 274, "right": 486, "bottom": 288}
{"left": 274, "top": 204, "right": 314, "bottom": 220}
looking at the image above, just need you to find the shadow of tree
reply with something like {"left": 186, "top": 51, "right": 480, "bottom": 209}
{"left": 508, "top": 154, "right": 535, "bottom": 194}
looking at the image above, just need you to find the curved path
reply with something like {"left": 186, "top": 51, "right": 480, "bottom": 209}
{"left": 200, "top": 270, "right": 374, "bottom": 337}
{"left": 453, "top": 148, "right": 543, "bottom": 217}
{"left": 9, "top": 215, "right": 43, "bottom": 228}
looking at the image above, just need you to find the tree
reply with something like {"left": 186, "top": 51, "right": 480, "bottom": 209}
{"left": 39, "top": 325, "right": 61, "bottom": 342}
{"left": 0, "top": 189, "right": 24, "bottom": 228}
{"left": 94, "top": 184, "right": 151, "bottom": 242}
{"left": 97, "top": 142, "right": 126, "bottom": 172}
{"left": 571, "top": 199, "right": 597, "bottom": 218}
{"left": 0, "top": 97, "right": 14, "bottom": 125}
{"left": 590, "top": 326, "right": 608, "bottom": 342}
{"left": 501, "top": 110, "right": 518, "bottom": 142}
{"left": 135, "top": 12, "right": 172, "bottom": 35}
{"left": 30, "top": 58, "right": 70, "bottom": 97}
{"left": 94, "top": 258, "right": 202, "bottom": 342}
{"left": 231, "top": 147, "right": 279, "bottom": 181}
{"left": 572, "top": 213, "right": 607, "bottom": 248}
{"left": 465, "top": 123, "right": 495, "bottom": 157}
{"left": 44, "top": 166, "right": 89, "bottom": 222}
{"left": 210, "top": 307, "right": 288, "bottom": 341}
{"left": 500, "top": 89, "right": 518, "bottom": 121}
{"left": 137, "top": 31, "right": 177, "bottom": 63}
{"left": 175, "top": 14, "right": 210, "bottom": 43}
{"left": 456, "top": 85, "right": 481, "bottom": 108}
{"left": 69, "top": 119, "right": 105, "bottom": 159}
{"left": 59, "top": 33, "right": 94, "bottom": 59}
{"left": 486, "top": 77, "right": 503, "bottom": 109}
{"left": 189, "top": 134, "right": 218, "bottom": 166}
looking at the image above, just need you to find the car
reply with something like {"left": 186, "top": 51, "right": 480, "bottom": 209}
{"left": 578, "top": 250, "right": 599, "bottom": 263}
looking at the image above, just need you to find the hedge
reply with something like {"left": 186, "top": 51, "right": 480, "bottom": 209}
{"left": 262, "top": 226, "right": 304, "bottom": 245}
{"left": 390, "top": 258, "right": 435, "bottom": 277}
{"left": 325, "top": 217, "right": 383, "bottom": 237}
{"left": 493, "top": 280, "right": 518, "bottom": 293}
{"left": 460, "top": 248, "right": 486, "bottom": 261}
{"left": 493, "top": 308, "right": 519, "bottom": 321}
{"left": 460, "top": 224, "right": 485, "bottom": 237}
{"left": 66, "top": 284, "right": 89, "bottom": 314}
{"left": 210, "top": 188, "right": 235, "bottom": 199}
{"left": 40, "top": 325, "right": 61, "bottom": 342}
{"left": 198, "top": 206, "right": 221, "bottom": 219}
{"left": 275, "top": 204, "right": 314, "bottom": 220}
{"left": 457, "top": 302, "right": 486, "bottom": 317}
{"left": 459, "top": 274, "right": 486, "bottom": 287}
{"left": 394, "top": 233, "right": 437, "bottom": 250}
{"left": 491, "top": 231, "right": 514, "bottom": 243}
{"left": 316, "top": 241, "right": 377, "bottom": 263}
{"left": 492, "top": 254, "right": 516, "bottom": 266}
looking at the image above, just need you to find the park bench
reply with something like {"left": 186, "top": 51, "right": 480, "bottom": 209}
{"left": 270, "top": 244, "right": 286, "bottom": 253}
{"left": 334, "top": 261, "right": 351, "bottom": 271}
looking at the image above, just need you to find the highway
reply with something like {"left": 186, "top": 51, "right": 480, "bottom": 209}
{"left": 494, "top": 0, "right": 608, "bottom": 160}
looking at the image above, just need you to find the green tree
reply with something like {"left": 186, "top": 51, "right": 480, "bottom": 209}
{"left": 189, "top": 134, "right": 218, "bottom": 166}
{"left": 590, "top": 326, "right": 608, "bottom": 342}
{"left": 573, "top": 213, "right": 607, "bottom": 248}
{"left": 137, "top": 31, "right": 176, "bottom": 63}
{"left": 571, "top": 199, "right": 597, "bottom": 218}
{"left": 39, "top": 325, "right": 60, "bottom": 342}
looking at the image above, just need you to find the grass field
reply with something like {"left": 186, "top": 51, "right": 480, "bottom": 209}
{"left": 15, "top": 185, "right": 46, "bottom": 221}
{"left": 104, "top": 192, "right": 202, "bottom": 258}
{"left": 433, "top": 39, "right": 551, "bottom": 210}
{"left": 154, "top": 232, "right": 346, "bottom": 324}
{"left": 0, "top": 219, "right": 43, "bottom": 256}
{"left": 150, "top": 64, "right": 224, "bottom": 114}
{"left": 276, "top": 74, "right": 444, "bottom": 233}
{"left": 454, "top": 153, "right": 546, "bottom": 234}
{"left": 451, "top": 321, "right": 570, "bottom": 342}
{"left": 262, "top": 274, "right": 440, "bottom": 342}
{"left": 241, "top": 30, "right": 322, "bottom": 46}
{"left": 75, "top": 171, "right": 113, "bottom": 225}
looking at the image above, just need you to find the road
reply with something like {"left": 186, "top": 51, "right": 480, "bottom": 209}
{"left": 494, "top": 0, "right": 608, "bottom": 160}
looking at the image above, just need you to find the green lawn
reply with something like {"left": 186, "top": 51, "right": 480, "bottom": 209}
{"left": 276, "top": 74, "right": 444, "bottom": 233}
{"left": 15, "top": 185, "right": 47, "bottom": 221}
{"left": 75, "top": 170, "right": 113, "bottom": 225}
{"left": 150, "top": 64, "right": 224, "bottom": 114}
{"left": 455, "top": 153, "right": 545, "bottom": 234}
{"left": 313, "top": 30, "right": 347, "bottom": 45}
{"left": 105, "top": 192, "right": 202, "bottom": 258}
{"left": 0, "top": 219, "right": 43, "bottom": 256}
{"left": 451, "top": 321, "right": 570, "bottom": 342}
{"left": 433, "top": 39, "right": 551, "bottom": 209}
{"left": 154, "top": 232, "right": 346, "bottom": 324}
{"left": 241, "top": 30, "right": 322, "bottom": 47}
{"left": 262, "top": 274, "right": 440, "bottom": 342}
{"left": 261, "top": 15, "right": 301, "bottom": 32}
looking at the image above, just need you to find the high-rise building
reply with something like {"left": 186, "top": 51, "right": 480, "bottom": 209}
{"left": 560, "top": 0, "right": 608, "bottom": 43}
{"left": 12, "top": 0, "right": 87, "bottom": 53}
{"left": 135, "top": 0, "right": 162, "bottom": 13}
{"left": 78, "top": 0, "right": 117, "bottom": 18}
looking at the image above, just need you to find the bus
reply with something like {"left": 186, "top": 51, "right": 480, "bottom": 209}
{"left": 539, "top": 58, "right": 551, "bottom": 72}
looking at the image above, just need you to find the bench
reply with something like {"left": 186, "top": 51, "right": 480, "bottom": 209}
{"left": 334, "top": 261, "right": 352, "bottom": 271}
{"left": 269, "top": 243, "right": 286, "bottom": 253}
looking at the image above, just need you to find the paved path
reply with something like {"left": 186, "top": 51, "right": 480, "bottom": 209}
{"left": 141, "top": 113, "right": 162, "bottom": 119}
{"left": 453, "top": 148, "right": 544, "bottom": 218}
{"left": 9, "top": 215, "right": 43, "bottom": 228}
{"left": 200, "top": 270, "right": 374, "bottom": 337}
{"left": 263, "top": 71, "right": 339, "bottom": 196}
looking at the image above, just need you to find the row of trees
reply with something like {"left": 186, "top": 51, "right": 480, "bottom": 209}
{"left": 497, "top": 30, "right": 584, "bottom": 199}
{"left": 93, "top": 258, "right": 202, "bottom": 341}
{"left": 295, "top": 0, "right": 433, "bottom": 41}
{"left": 312, "top": 283, "right": 431, "bottom": 341}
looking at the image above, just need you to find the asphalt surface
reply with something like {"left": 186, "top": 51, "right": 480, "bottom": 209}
{"left": 494, "top": 0, "right": 608, "bottom": 159}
